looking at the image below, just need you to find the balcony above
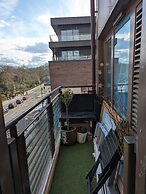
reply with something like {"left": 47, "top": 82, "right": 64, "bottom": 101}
{"left": 49, "top": 36, "right": 91, "bottom": 50}
{"left": 50, "top": 16, "right": 91, "bottom": 35}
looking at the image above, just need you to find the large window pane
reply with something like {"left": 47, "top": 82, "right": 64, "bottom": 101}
{"left": 73, "top": 29, "right": 79, "bottom": 40}
{"left": 61, "top": 30, "right": 66, "bottom": 41}
{"left": 105, "top": 38, "right": 112, "bottom": 101}
{"left": 114, "top": 18, "right": 130, "bottom": 118}
{"left": 67, "top": 30, "right": 73, "bottom": 41}
{"left": 61, "top": 50, "right": 79, "bottom": 60}
{"left": 68, "top": 51, "right": 73, "bottom": 60}
{"left": 62, "top": 51, "right": 67, "bottom": 60}
{"left": 60, "top": 29, "right": 79, "bottom": 41}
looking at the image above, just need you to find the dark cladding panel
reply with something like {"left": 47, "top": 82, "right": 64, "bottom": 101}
{"left": 51, "top": 16, "right": 91, "bottom": 35}
{"left": 51, "top": 16, "right": 90, "bottom": 26}
{"left": 49, "top": 40, "right": 91, "bottom": 50}
{"left": 98, "top": 0, "right": 117, "bottom": 35}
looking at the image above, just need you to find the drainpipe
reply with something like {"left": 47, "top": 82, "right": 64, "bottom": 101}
{"left": 90, "top": 0, "right": 96, "bottom": 94}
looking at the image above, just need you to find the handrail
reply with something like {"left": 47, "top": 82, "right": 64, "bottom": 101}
{"left": 61, "top": 84, "right": 94, "bottom": 89}
{"left": 5, "top": 84, "right": 97, "bottom": 193}
{"left": 5, "top": 85, "right": 95, "bottom": 130}
{"left": 49, "top": 34, "right": 91, "bottom": 42}
{"left": 5, "top": 86, "right": 61, "bottom": 130}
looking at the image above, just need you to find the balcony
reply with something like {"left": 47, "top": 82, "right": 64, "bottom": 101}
{"left": 1, "top": 85, "right": 132, "bottom": 194}
{"left": 52, "top": 55, "right": 91, "bottom": 61}
{"left": 50, "top": 141, "right": 94, "bottom": 194}
{"left": 49, "top": 34, "right": 91, "bottom": 42}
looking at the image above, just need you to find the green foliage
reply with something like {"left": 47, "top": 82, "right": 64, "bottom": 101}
{"left": 0, "top": 65, "right": 50, "bottom": 99}
{"left": 61, "top": 88, "right": 74, "bottom": 130}
{"left": 61, "top": 88, "right": 73, "bottom": 107}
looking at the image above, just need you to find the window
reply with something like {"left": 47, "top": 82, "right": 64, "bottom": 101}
{"left": 61, "top": 50, "right": 79, "bottom": 60}
{"left": 73, "top": 29, "right": 79, "bottom": 40}
{"left": 105, "top": 38, "right": 112, "bottom": 101}
{"left": 62, "top": 51, "right": 68, "bottom": 60}
{"left": 113, "top": 18, "right": 130, "bottom": 117}
{"left": 61, "top": 30, "right": 66, "bottom": 41}
{"left": 60, "top": 29, "right": 79, "bottom": 41}
{"left": 67, "top": 30, "right": 72, "bottom": 41}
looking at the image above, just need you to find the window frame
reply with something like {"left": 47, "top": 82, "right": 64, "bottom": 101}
{"left": 103, "top": 13, "right": 134, "bottom": 120}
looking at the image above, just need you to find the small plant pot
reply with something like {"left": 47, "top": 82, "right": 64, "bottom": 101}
{"left": 61, "top": 127, "right": 76, "bottom": 145}
{"left": 77, "top": 132, "right": 87, "bottom": 143}
{"left": 87, "top": 133, "right": 92, "bottom": 141}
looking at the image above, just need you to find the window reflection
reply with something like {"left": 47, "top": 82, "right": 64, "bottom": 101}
{"left": 62, "top": 50, "right": 79, "bottom": 60}
{"left": 60, "top": 29, "right": 79, "bottom": 41}
{"left": 114, "top": 19, "right": 130, "bottom": 117}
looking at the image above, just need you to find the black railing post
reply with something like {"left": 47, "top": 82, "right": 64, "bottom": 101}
{"left": 59, "top": 87, "right": 62, "bottom": 96}
{"left": 10, "top": 125, "right": 31, "bottom": 194}
{"left": 47, "top": 96, "right": 55, "bottom": 157}
{"left": 124, "top": 136, "right": 136, "bottom": 194}
{"left": 90, "top": 0, "right": 96, "bottom": 94}
{"left": 0, "top": 97, "right": 15, "bottom": 194}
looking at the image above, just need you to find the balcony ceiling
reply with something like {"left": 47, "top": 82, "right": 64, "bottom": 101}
{"left": 51, "top": 16, "right": 91, "bottom": 34}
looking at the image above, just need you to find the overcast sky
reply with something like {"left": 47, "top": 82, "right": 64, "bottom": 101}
{"left": 0, "top": 0, "right": 90, "bottom": 67}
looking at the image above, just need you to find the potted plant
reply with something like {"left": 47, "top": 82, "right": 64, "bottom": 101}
{"left": 77, "top": 127, "right": 87, "bottom": 143}
{"left": 60, "top": 88, "right": 76, "bottom": 145}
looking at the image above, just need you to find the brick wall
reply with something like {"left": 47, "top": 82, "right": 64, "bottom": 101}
{"left": 49, "top": 60, "right": 92, "bottom": 89}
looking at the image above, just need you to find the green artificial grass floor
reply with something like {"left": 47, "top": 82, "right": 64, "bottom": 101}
{"left": 49, "top": 142, "right": 94, "bottom": 194}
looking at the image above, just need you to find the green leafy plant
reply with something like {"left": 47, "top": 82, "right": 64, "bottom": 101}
{"left": 61, "top": 88, "right": 74, "bottom": 130}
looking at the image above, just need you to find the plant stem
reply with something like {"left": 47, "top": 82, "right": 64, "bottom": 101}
{"left": 66, "top": 105, "right": 69, "bottom": 130}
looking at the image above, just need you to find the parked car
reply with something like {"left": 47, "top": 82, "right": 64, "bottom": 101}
{"left": 8, "top": 103, "right": 14, "bottom": 109}
{"left": 16, "top": 99, "right": 21, "bottom": 104}
{"left": 22, "top": 96, "right": 27, "bottom": 100}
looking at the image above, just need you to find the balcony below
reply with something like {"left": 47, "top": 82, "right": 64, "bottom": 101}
{"left": 52, "top": 55, "right": 91, "bottom": 61}
{"left": 50, "top": 34, "right": 91, "bottom": 42}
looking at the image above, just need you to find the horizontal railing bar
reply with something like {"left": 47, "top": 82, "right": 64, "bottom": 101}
{"left": 61, "top": 84, "right": 94, "bottom": 89}
{"left": 5, "top": 86, "right": 61, "bottom": 130}
{"left": 25, "top": 113, "right": 47, "bottom": 139}
{"left": 20, "top": 109, "right": 49, "bottom": 136}
{"left": 32, "top": 156, "right": 50, "bottom": 194}
{"left": 30, "top": 146, "right": 51, "bottom": 193}
{"left": 25, "top": 115, "right": 47, "bottom": 144}
{"left": 27, "top": 130, "right": 49, "bottom": 165}
{"left": 28, "top": 129, "right": 50, "bottom": 165}
{"left": 5, "top": 85, "right": 95, "bottom": 130}
{"left": 26, "top": 122, "right": 48, "bottom": 151}
{"left": 44, "top": 93, "right": 60, "bottom": 111}
{"left": 51, "top": 93, "right": 61, "bottom": 104}
{"left": 26, "top": 123, "right": 46, "bottom": 148}
{"left": 29, "top": 144, "right": 50, "bottom": 182}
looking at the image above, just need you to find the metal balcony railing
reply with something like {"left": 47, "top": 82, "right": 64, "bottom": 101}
{"left": 6, "top": 87, "right": 61, "bottom": 194}
{"left": 49, "top": 34, "right": 91, "bottom": 42}
{"left": 5, "top": 85, "right": 95, "bottom": 194}
{"left": 52, "top": 55, "right": 91, "bottom": 61}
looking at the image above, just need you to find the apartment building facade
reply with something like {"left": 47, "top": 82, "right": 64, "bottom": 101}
{"left": 49, "top": 16, "right": 92, "bottom": 90}
{"left": 96, "top": 0, "right": 146, "bottom": 193}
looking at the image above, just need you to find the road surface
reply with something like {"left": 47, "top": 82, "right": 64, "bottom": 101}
{"left": 3, "top": 85, "right": 51, "bottom": 127}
